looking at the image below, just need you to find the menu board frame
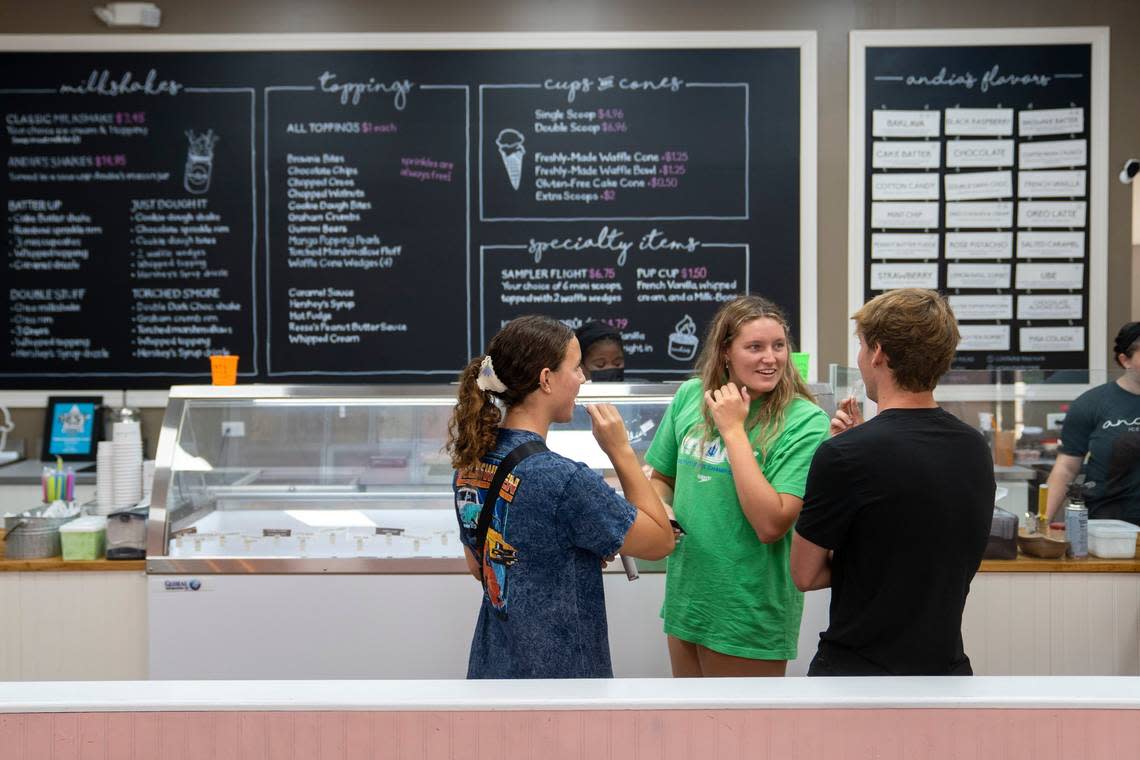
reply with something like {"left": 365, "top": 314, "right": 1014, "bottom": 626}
{"left": 848, "top": 27, "right": 1109, "bottom": 387}
{"left": 0, "top": 31, "right": 818, "bottom": 402}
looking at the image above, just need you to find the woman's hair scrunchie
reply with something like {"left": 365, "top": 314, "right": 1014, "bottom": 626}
{"left": 475, "top": 355, "right": 508, "bottom": 393}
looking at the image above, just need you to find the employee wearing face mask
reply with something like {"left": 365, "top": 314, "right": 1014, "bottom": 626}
{"left": 576, "top": 322, "right": 626, "bottom": 382}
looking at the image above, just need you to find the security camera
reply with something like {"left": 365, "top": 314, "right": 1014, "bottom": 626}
{"left": 1121, "top": 159, "right": 1140, "bottom": 184}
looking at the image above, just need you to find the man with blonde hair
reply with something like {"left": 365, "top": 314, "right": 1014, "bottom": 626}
{"left": 790, "top": 288, "right": 995, "bottom": 675}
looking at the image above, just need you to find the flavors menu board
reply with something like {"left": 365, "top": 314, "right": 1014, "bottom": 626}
{"left": 849, "top": 29, "right": 1107, "bottom": 373}
{"left": 0, "top": 36, "right": 814, "bottom": 388}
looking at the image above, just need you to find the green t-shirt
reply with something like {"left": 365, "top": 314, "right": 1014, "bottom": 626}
{"left": 645, "top": 377, "right": 830, "bottom": 660}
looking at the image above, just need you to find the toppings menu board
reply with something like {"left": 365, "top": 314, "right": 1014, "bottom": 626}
{"left": 849, "top": 29, "right": 1108, "bottom": 374}
{"left": 0, "top": 36, "right": 815, "bottom": 388}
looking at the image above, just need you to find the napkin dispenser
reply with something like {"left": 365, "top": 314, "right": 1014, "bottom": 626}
{"left": 106, "top": 506, "right": 148, "bottom": 559}
{"left": 983, "top": 507, "right": 1019, "bottom": 560}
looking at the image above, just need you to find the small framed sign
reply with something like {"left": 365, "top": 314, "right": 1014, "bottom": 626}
{"left": 41, "top": 396, "right": 103, "bottom": 461}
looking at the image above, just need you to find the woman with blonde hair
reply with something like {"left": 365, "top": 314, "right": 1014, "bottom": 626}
{"left": 448, "top": 314, "right": 674, "bottom": 679}
{"left": 644, "top": 296, "right": 829, "bottom": 676}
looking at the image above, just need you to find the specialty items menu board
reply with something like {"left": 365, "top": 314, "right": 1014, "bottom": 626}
{"left": 0, "top": 34, "right": 815, "bottom": 388}
{"left": 849, "top": 28, "right": 1108, "bottom": 374}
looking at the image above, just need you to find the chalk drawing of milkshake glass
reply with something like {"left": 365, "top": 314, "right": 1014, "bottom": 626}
{"left": 184, "top": 129, "right": 218, "bottom": 194}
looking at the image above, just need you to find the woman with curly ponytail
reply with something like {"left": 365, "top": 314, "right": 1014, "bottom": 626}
{"left": 447, "top": 315, "right": 674, "bottom": 679}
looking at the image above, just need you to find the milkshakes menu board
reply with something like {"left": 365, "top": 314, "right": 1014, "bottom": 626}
{"left": 4, "top": 64, "right": 257, "bottom": 385}
{"left": 0, "top": 34, "right": 817, "bottom": 388}
{"left": 849, "top": 28, "right": 1108, "bottom": 374}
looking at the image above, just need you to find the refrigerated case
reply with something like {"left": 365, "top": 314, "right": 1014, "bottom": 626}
{"left": 146, "top": 385, "right": 464, "bottom": 575}
{"left": 145, "top": 383, "right": 685, "bottom": 678}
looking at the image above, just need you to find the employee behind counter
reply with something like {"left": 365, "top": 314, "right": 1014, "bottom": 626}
{"left": 1045, "top": 321, "right": 1140, "bottom": 526}
{"left": 575, "top": 322, "right": 626, "bottom": 382}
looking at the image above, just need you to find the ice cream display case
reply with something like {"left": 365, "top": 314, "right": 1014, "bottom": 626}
{"left": 144, "top": 382, "right": 835, "bottom": 679}
{"left": 145, "top": 383, "right": 693, "bottom": 575}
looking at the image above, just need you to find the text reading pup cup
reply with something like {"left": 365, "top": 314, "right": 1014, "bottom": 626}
{"left": 209, "top": 354, "right": 239, "bottom": 385}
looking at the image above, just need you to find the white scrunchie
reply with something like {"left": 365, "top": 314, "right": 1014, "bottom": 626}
{"left": 475, "top": 355, "right": 508, "bottom": 393}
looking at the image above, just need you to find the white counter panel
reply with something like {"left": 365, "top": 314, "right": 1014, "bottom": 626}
{"left": 148, "top": 573, "right": 674, "bottom": 679}
{"left": 962, "top": 572, "right": 1140, "bottom": 675}
{"left": 0, "top": 571, "right": 147, "bottom": 680}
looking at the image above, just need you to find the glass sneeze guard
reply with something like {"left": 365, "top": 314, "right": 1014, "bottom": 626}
{"left": 146, "top": 383, "right": 687, "bottom": 574}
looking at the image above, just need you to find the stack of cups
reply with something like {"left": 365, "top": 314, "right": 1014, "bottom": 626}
{"left": 94, "top": 440, "right": 115, "bottom": 514}
{"left": 141, "top": 460, "right": 156, "bottom": 503}
{"left": 111, "top": 421, "right": 143, "bottom": 509}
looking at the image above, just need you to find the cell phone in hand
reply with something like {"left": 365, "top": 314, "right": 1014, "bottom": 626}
{"left": 669, "top": 518, "right": 685, "bottom": 536}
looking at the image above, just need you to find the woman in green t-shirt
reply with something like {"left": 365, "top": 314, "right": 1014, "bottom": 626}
{"left": 645, "top": 295, "right": 830, "bottom": 676}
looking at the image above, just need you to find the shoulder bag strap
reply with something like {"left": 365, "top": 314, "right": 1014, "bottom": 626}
{"left": 474, "top": 439, "right": 548, "bottom": 564}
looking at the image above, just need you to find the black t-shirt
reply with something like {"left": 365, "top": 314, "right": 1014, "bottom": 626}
{"left": 1058, "top": 382, "right": 1140, "bottom": 525}
{"left": 796, "top": 407, "right": 995, "bottom": 676}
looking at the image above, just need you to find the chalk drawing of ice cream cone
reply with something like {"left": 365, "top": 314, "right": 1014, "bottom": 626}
{"left": 184, "top": 129, "right": 218, "bottom": 195}
{"left": 668, "top": 314, "right": 700, "bottom": 361}
{"left": 495, "top": 128, "right": 525, "bottom": 191}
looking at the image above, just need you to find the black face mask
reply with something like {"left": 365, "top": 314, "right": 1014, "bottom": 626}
{"left": 590, "top": 367, "right": 625, "bottom": 382}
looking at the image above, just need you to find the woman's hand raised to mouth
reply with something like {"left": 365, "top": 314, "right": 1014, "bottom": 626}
{"left": 705, "top": 382, "right": 750, "bottom": 435}
{"left": 829, "top": 396, "right": 864, "bottom": 437}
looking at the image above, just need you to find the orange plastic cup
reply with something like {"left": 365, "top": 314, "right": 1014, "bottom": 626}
{"left": 992, "top": 430, "right": 1015, "bottom": 467}
{"left": 209, "top": 354, "right": 239, "bottom": 385}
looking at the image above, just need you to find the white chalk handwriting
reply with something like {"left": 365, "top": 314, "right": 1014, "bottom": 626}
{"left": 318, "top": 72, "right": 413, "bottom": 110}
{"left": 526, "top": 226, "right": 700, "bottom": 266}
{"left": 58, "top": 69, "right": 182, "bottom": 96}
{"left": 542, "top": 76, "right": 684, "bottom": 103}
{"left": 901, "top": 65, "right": 1052, "bottom": 93}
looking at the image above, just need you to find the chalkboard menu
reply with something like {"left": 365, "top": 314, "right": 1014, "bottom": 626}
{"left": 849, "top": 29, "right": 1108, "bottom": 374}
{"left": 0, "top": 35, "right": 815, "bottom": 388}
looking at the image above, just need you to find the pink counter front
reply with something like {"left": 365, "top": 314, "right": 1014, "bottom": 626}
{"left": 1, "top": 678, "right": 1139, "bottom": 759}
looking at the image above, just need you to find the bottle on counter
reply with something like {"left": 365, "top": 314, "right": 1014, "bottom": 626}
{"left": 1036, "top": 483, "right": 1049, "bottom": 535}
{"left": 1065, "top": 488, "right": 1089, "bottom": 559}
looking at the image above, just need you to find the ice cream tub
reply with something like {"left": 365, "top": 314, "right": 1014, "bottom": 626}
{"left": 1087, "top": 520, "right": 1140, "bottom": 559}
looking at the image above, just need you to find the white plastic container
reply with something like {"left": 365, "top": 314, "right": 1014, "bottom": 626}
{"left": 1087, "top": 519, "right": 1140, "bottom": 559}
{"left": 59, "top": 516, "right": 107, "bottom": 561}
